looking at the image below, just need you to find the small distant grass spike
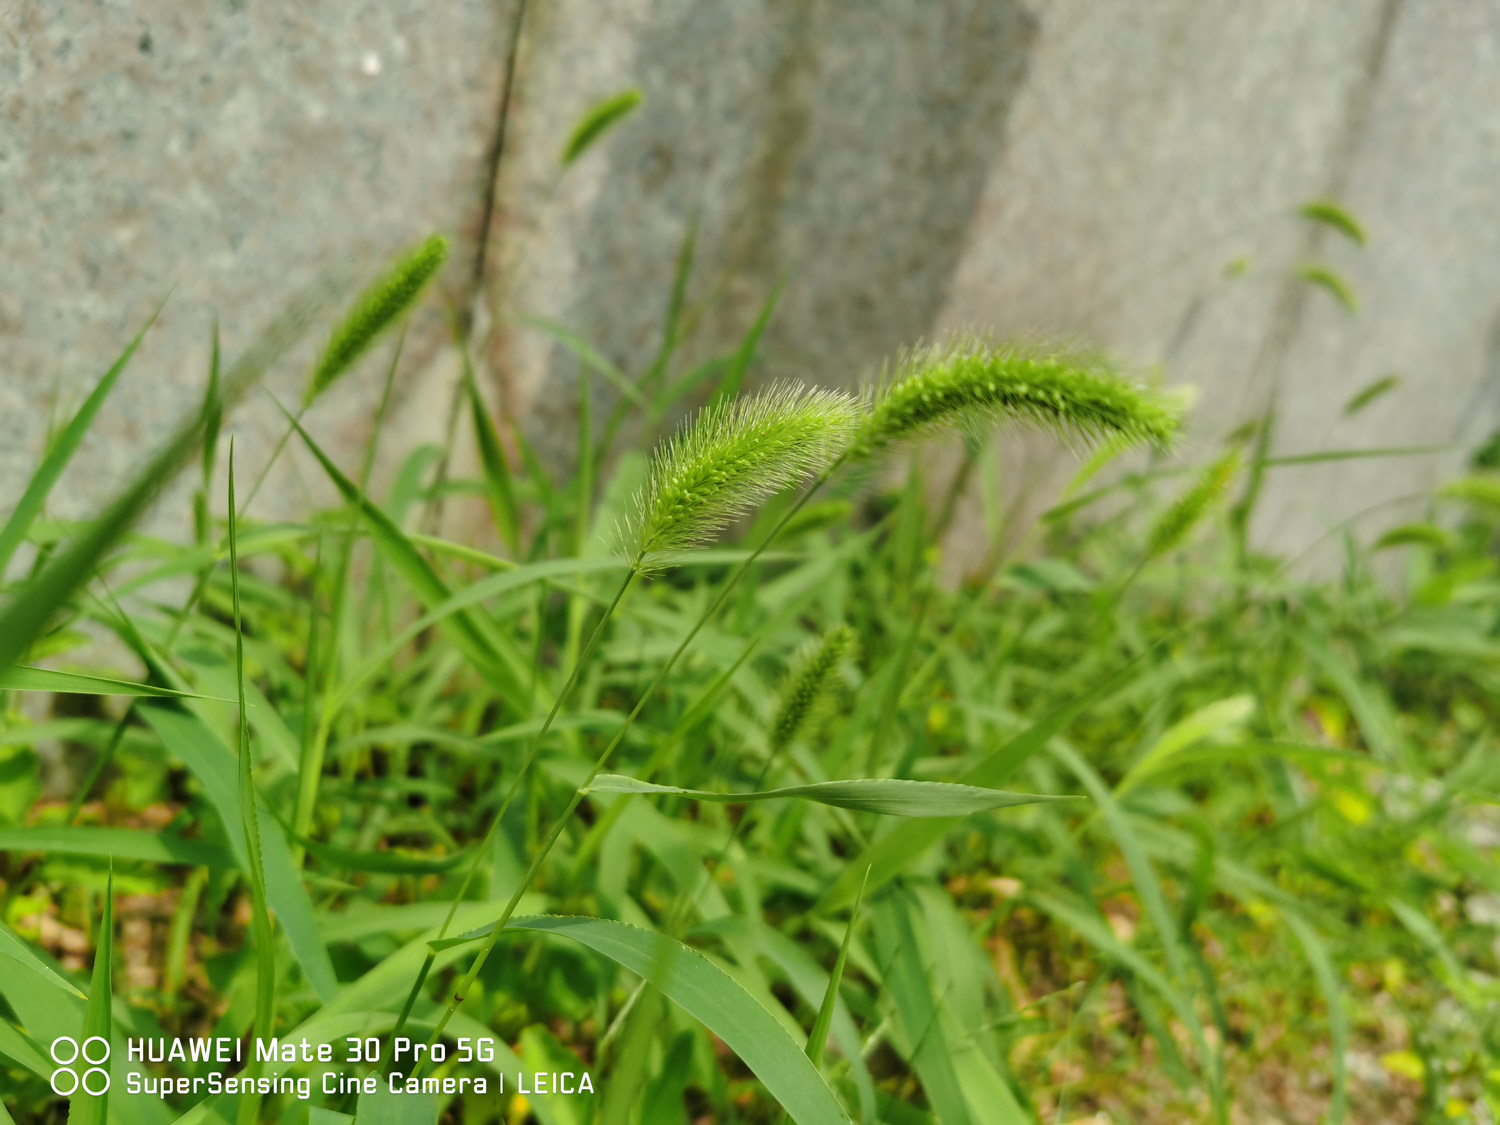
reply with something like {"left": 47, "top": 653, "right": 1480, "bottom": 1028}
{"left": 1343, "top": 374, "right": 1399, "bottom": 416}
{"left": 1145, "top": 449, "right": 1240, "bottom": 561}
{"left": 1300, "top": 199, "right": 1368, "bottom": 247}
{"left": 627, "top": 382, "right": 858, "bottom": 562}
{"left": 770, "top": 624, "right": 857, "bottom": 753}
{"left": 1440, "top": 476, "right": 1500, "bottom": 512}
{"left": 849, "top": 336, "right": 1182, "bottom": 462}
{"left": 1296, "top": 263, "right": 1359, "bottom": 315}
{"left": 305, "top": 234, "right": 448, "bottom": 405}
{"left": 562, "top": 89, "right": 644, "bottom": 166}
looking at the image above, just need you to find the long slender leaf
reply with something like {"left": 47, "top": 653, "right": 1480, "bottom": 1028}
{"left": 65, "top": 867, "right": 112, "bottom": 1125}
{"left": 0, "top": 827, "right": 233, "bottom": 869}
{"left": 586, "top": 775, "right": 1073, "bottom": 817}
{"left": 0, "top": 667, "right": 231, "bottom": 701}
{"left": 0, "top": 308, "right": 159, "bottom": 575}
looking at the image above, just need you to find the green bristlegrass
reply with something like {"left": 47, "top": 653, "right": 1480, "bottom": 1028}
{"left": 305, "top": 234, "right": 448, "bottom": 405}
{"left": 561, "top": 88, "right": 645, "bottom": 166}
{"left": 628, "top": 383, "right": 859, "bottom": 560}
{"left": 770, "top": 623, "right": 857, "bottom": 753}
{"left": 1144, "top": 448, "right": 1241, "bottom": 562}
{"left": 1296, "top": 263, "right": 1359, "bottom": 315}
{"left": 1300, "top": 199, "right": 1368, "bottom": 247}
{"left": 848, "top": 337, "right": 1182, "bottom": 462}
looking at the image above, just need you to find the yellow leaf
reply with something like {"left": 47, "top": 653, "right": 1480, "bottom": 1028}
{"left": 1382, "top": 1050, "right": 1425, "bottom": 1083}
{"left": 1333, "top": 790, "right": 1371, "bottom": 825}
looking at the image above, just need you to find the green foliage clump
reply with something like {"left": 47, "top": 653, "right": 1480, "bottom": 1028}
{"left": 3, "top": 213, "right": 1497, "bottom": 1125}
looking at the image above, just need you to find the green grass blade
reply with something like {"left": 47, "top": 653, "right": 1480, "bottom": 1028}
{"left": 707, "top": 282, "right": 782, "bottom": 409}
{"left": 0, "top": 667, "right": 233, "bottom": 701}
{"left": 808, "top": 867, "right": 867, "bottom": 1069}
{"left": 229, "top": 447, "right": 276, "bottom": 1125}
{"left": 294, "top": 834, "right": 475, "bottom": 875}
{"left": 0, "top": 307, "right": 159, "bottom": 575}
{"left": 561, "top": 88, "right": 644, "bottom": 165}
{"left": 0, "top": 826, "right": 234, "bottom": 868}
{"left": 283, "top": 405, "right": 532, "bottom": 705}
{"left": 138, "top": 707, "right": 337, "bottom": 999}
{"left": 0, "top": 1014, "right": 51, "bottom": 1079}
{"left": 507, "top": 915, "right": 854, "bottom": 1125}
{"left": 1115, "top": 695, "right": 1254, "bottom": 796}
{"left": 65, "top": 866, "right": 112, "bottom": 1125}
{"left": 871, "top": 892, "right": 972, "bottom": 1125}
{"left": 0, "top": 277, "right": 334, "bottom": 678}
{"left": 819, "top": 653, "right": 1147, "bottom": 912}
{"left": 522, "top": 314, "right": 648, "bottom": 407}
{"left": 0, "top": 922, "right": 87, "bottom": 998}
{"left": 1282, "top": 911, "right": 1348, "bottom": 1124}
{"left": 462, "top": 347, "right": 522, "bottom": 553}
{"left": 1343, "top": 373, "right": 1399, "bottom": 416}
{"left": 586, "top": 775, "right": 1075, "bottom": 817}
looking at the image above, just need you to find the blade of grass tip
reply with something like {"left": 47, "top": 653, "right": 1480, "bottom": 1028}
{"left": 706, "top": 281, "right": 782, "bottom": 410}
{"left": 562, "top": 371, "right": 593, "bottom": 673}
{"left": 292, "top": 536, "right": 325, "bottom": 860}
{"left": 0, "top": 378, "right": 233, "bottom": 677}
{"left": 458, "top": 328, "right": 522, "bottom": 554}
{"left": 560, "top": 87, "right": 644, "bottom": 165}
{"left": 65, "top": 864, "right": 111, "bottom": 1125}
{"left": 597, "top": 215, "right": 699, "bottom": 462}
{"left": 194, "top": 319, "right": 223, "bottom": 547}
{"left": 1231, "top": 407, "right": 1275, "bottom": 567}
{"left": 808, "top": 867, "right": 869, "bottom": 1069}
{"left": 228, "top": 445, "right": 277, "bottom": 1125}
{"left": 0, "top": 301, "right": 163, "bottom": 577}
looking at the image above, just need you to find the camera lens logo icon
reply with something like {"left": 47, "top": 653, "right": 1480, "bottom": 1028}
{"left": 50, "top": 1036, "right": 110, "bottom": 1097}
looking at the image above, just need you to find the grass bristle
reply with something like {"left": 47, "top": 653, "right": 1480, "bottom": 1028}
{"left": 850, "top": 336, "right": 1183, "bottom": 460}
{"left": 628, "top": 382, "right": 858, "bottom": 561}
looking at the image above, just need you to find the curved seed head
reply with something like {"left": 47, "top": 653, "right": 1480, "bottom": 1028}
{"left": 626, "top": 382, "right": 859, "bottom": 565}
{"left": 849, "top": 335, "right": 1183, "bottom": 461}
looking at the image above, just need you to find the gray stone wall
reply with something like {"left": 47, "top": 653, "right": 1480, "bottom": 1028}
{"left": 6, "top": 0, "right": 1499, "bottom": 568}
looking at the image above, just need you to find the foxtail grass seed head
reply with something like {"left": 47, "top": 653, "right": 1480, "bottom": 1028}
{"left": 628, "top": 383, "right": 858, "bottom": 563}
{"left": 305, "top": 234, "right": 449, "bottom": 406}
{"left": 848, "top": 337, "right": 1182, "bottom": 462}
{"left": 1145, "top": 449, "right": 1240, "bottom": 562}
{"left": 770, "top": 624, "right": 858, "bottom": 753}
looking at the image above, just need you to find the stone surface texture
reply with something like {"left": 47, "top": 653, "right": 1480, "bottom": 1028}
{"left": 1, "top": 0, "right": 512, "bottom": 537}
{"left": 6, "top": 0, "right": 1500, "bottom": 569}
